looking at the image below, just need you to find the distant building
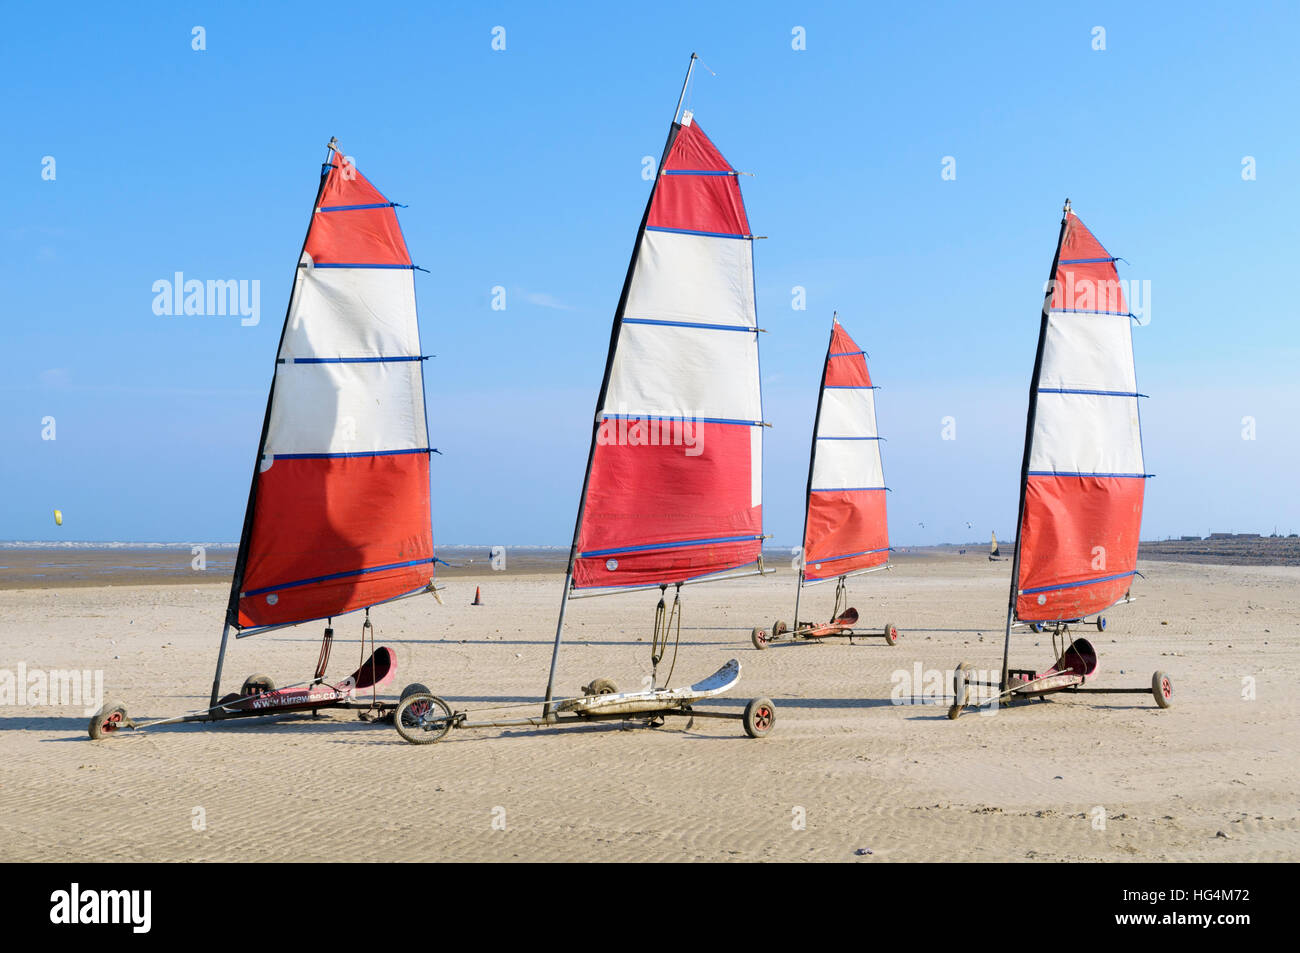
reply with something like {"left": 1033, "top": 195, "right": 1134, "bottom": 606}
{"left": 1179, "top": 535, "right": 1202, "bottom": 541}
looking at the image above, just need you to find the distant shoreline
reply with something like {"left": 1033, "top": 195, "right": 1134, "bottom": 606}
{"left": 1, "top": 537, "right": 1297, "bottom": 590}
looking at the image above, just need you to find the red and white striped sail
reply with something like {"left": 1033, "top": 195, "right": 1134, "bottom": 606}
{"left": 1016, "top": 210, "right": 1145, "bottom": 621}
{"left": 228, "top": 151, "right": 434, "bottom": 631}
{"left": 573, "top": 114, "right": 763, "bottom": 589}
{"left": 802, "top": 319, "right": 890, "bottom": 583}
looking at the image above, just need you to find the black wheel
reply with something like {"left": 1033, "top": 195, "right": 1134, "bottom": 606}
{"left": 742, "top": 697, "right": 776, "bottom": 738}
{"left": 88, "top": 702, "right": 129, "bottom": 740}
{"left": 772, "top": 620, "right": 789, "bottom": 639}
{"left": 241, "top": 673, "right": 275, "bottom": 696}
{"left": 400, "top": 682, "right": 431, "bottom": 701}
{"left": 1097, "top": 616, "right": 1107, "bottom": 632}
{"left": 750, "top": 626, "right": 768, "bottom": 650}
{"left": 883, "top": 623, "right": 899, "bottom": 645}
{"left": 581, "top": 677, "right": 619, "bottom": 695}
{"left": 393, "top": 693, "right": 454, "bottom": 744}
{"left": 1152, "top": 671, "right": 1173, "bottom": 709}
{"left": 949, "top": 662, "right": 970, "bottom": 720}
{"left": 1031, "top": 622, "right": 1045, "bottom": 633}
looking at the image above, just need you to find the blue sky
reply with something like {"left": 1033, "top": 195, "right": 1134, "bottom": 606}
{"left": 3, "top": 1, "right": 1298, "bottom": 546}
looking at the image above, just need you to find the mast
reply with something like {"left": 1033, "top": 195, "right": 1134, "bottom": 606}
{"left": 999, "top": 198, "right": 1071, "bottom": 692}
{"left": 210, "top": 138, "right": 337, "bottom": 707}
{"left": 542, "top": 54, "right": 699, "bottom": 717}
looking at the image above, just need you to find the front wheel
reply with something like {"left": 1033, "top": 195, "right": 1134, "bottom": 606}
{"left": 742, "top": 697, "right": 776, "bottom": 738}
{"left": 772, "top": 620, "right": 789, "bottom": 639}
{"left": 1151, "top": 671, "right": 1173, "bottom": 709}
{"left": 883, "top": 623, "right": 899, "bottom": 646}
{"left": 393, "top": 693, "right": 454, "bottom": 745}
{"left": 1096, "top": 616, "right": 1107, "bottom": 632}
{"left": 750, "top": 627, "right": 768, "bottom": 650}
{"left": 400, "top": 682, "right": 431, "bottom": 702}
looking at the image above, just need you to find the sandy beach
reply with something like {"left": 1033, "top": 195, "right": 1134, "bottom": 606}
{"left": 0, "top": 550, "right": 1296, "bottom": 863}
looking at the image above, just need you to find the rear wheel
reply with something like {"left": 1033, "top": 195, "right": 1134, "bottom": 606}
{"left": 400, "top": 682, "right": 431, "bottom": 701}
{"left": 393, "top": 693, "right": 454, "bottom": 744}
{"left": 88, "top": 702, "right": 129, "bottom": 740}
{"left": 883, "top": 623, "right": 899, "bottom": 646}
{"left": 241, "top": 674, "right": 275, "bottom": 696}
{"left": 1096, "top": 616, "right": 1107, "bottom": 632}
{"left": 742, "top": 697, "right": 776, "bottom": 738}
{"left": 1152, "top": 671, "right": 1173, "bottom": 709}
{"left": 772, "top": 620, "right": 789, "bottom": 639}
{"left": 750, "top": 627, "right": 768, "bottom": 650}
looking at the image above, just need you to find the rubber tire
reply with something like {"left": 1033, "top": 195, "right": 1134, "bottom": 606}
{"left": 393, "top": 693, "right": 454, "bottom": 744}
{"left": 742, "top": 697, "right": 776, "bottom": 738}
{"left": 883, "top": 623, "right": 899, "bottom": 646}
{"left": 584, "top": 677, "right": 618, "bottom": 695}
{"left": 1032, "top": 622, "right": 1045, "bottom": 634}
{"left": 772, "top": 620, "right": 789, "bottom": 639}
{"left": 88, "top": 702, "right": 128, "bottom": 740}
{"left": 241, "top": 674, "right": 275, "bottom": 696}
{"left": 1152, "top": 671, "right": 1173, "bottom": 709}
{"left": 1097, "top": 616, "right": 1107, "bottom": 632}
{"left": 400, "top": 682, "right": 431, "bottom": 702}
{"left": 751, "top": 626, "right": 768, "bottom": 650}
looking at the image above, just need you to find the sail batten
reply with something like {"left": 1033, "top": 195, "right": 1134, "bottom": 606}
{"left": 1014, "top": 208, "right": 1146, "bottom": 621}
{"left": 572, "top": 118, "right": 763, "bottom": 591}
{"left": 227, "top": 150, "right": 434, "bottom": 631}
{"left": 800, "top": 320, "right": 891, "bottom": 585}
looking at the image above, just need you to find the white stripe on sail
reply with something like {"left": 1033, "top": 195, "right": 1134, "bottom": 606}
{"left": 811, "top": 439, "right": 884, "bottom": 490}
{"left": 624, "top": 230, "right": 756, "bottom": 329}
{"left": 603, "top": 322, "right": 761, "bottom": 422}
{"left": 281, "top": 261, "right": 421, "bottom": 360}
{"left": 1030, "top": 392, "right": 1143, "bottom": 475}
{"left": 817, "top": 388, "right": 878, "bottom": 439}
{"left": 265, "top": 360, "right": 425, "bottom": 458}
{"left": 1039, "top": 311, "right": 1136, "bottom": 394}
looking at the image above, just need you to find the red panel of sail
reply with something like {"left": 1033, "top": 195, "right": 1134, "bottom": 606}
{"left": 1016, "top": 475, "right": 1143, "bottom": 620}
{"left": 1050, "top": 211, "right": 1126, "bottom": 314}
{"left": 238, "top": 455, "right": 433, "bottom": 628}
{"left": 823, "top": 323, "right": 872, "bottom": 387}
{"left": 575, "top": 423, "right": 761, "bottom": 589}
{"left": 647, "top": 122, "right": 750, "bottom": 235}
{"left": 305, "top": 154, "right": 410, "bottom": 266}
{"left": 803, "top": 490, "right": 889, "bottom": 582}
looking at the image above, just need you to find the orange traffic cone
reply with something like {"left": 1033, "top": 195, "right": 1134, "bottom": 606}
{"left": 472, "top": 586, "right": 483, "bottom": 606}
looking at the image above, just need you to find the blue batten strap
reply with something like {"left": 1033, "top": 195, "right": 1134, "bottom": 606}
{"left": 268, "top": 448, "right": 435, "bottom": 460}
{"left": 289, "top": 355, "right": 429, "bottom": 364}
{"left": 807, "top": 546, "right": 891, "bottom": 564}
{"left": 823, "top": 385, "right": 880, "bottom": 390}
{"left": 1027, "top": 470, "right": 1153, "bottom": 479}
{"left": 645, "top": 225, "right": 749, "bottom": 240}
{"left": 1051, "top": 308, "right": 1137, "bottom": 318}
{"left": 622, "top": 317, "right": 757, "bottom": 333}
{"left": 600, "top": 413, "right": 763, "bottom": 426}
{"left": 810, "top": 485, "right": 887, "bottom": 492}
{"left": 242, "top": 557, "right": 439, "bottom": 598}
{"left": 829, "top": 349, "right": 868, "bottom": 358}
{"left": 317, "top": 202, "right": 400, "bottom": 212}
{"left": 816, "top": 435, "right": 882, "bottom": 441}
{"left": 1020, "top": 569, "right": 1137, "bottom": 596}
{"left": 312, "top": 263, "right": 416, "bottom": 270}
{"left": 1058, "top": 257, "right": 1118, "bottom": 264}
{"left": 1038, "top": 387, "right": 1147, "bottom": 398}
{"left": 579, "top": 534, "right": 763, "bottom": 559}
{"left": 662, "top": 169, "right": 738, "bottom": 176}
